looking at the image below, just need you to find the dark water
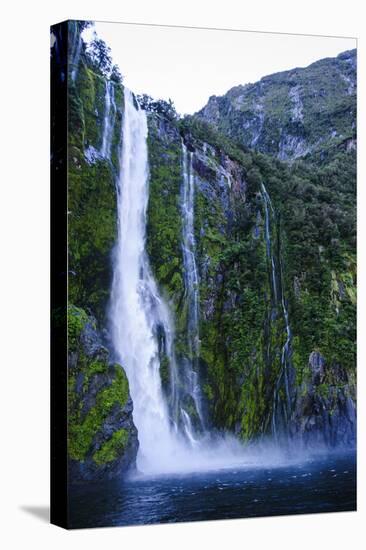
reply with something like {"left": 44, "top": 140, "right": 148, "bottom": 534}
{"left": 68, "top": 452, "right": 356, "bottom": 529}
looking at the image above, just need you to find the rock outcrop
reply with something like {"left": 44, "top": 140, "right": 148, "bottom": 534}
{"left": 68, "top": 306, "right": 138, "bottom": 483}
{"left": 291, "top": 351, "right": 356, "bottom": 448}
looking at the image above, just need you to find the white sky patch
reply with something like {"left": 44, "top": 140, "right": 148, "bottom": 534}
{"left": 88, "top": 21, "right": 355, "bottom": 115}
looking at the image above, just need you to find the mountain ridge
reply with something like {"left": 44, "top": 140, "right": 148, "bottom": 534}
{"left": 196, "top": 48, "right": 356, "bottom": 160}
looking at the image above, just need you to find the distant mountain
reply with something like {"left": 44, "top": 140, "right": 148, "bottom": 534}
{"left": 196, "top": 49, "right": 356, "bottom": 160}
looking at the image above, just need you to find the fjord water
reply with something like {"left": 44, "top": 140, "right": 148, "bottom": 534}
{"left": 69, "top": 451, "right": 356, "bottom": 528}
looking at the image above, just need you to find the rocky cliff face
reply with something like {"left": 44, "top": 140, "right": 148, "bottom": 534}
{"left": 68, "top": 306, "right": 138, "bottom": 482}
{"left": 146, "top": 108, "right": 356, "bottom": 448}
{"left": 291, "top": 351, "right": 356, "bottom": 448}
{"left": 66, "top": 23, "right": 138, "bottom": 481}
{"left": 197, "top": 49, "right": 356, "bottom": 161}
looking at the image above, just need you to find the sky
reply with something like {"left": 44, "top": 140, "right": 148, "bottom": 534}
{"left": 88, "top": 21, "right": 356, "bottom": 115}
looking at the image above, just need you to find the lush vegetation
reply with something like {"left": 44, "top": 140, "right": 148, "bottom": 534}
{"left": 146, "top": 102, "right": 356, "bottom": 440}
{"left": 67, "top": 305, "right": 130, "bottom": 464}
{"left": 93, "top": 429, "right": 129, "bottom": 465}
{"left": 68, "top": 30, "right": 124, "bottom": 322}
{"left": 65, "top": 21, "right": 356, "bottom": 452}
{"left": 65, "top": 26, "right": 137, "bottom": 477}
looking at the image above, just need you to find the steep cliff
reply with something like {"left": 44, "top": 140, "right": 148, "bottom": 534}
{"left": 146, "top": 108, "right": 356, "bottom": 447}
{"left": 68, "top": 306, "right": 138, "bottom": 481}
{"left": 66, "top": 21, "right": 138, "bottom": 481}
{"left": 197, "top": 49, "right": 356, "bottom": 161}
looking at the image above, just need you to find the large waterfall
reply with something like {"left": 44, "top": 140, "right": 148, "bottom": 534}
{"left": 109, "top": 88, "right": 179, "bottom": 473}
{"left": 109, "top": 89, "right": 247, "bottom": 474}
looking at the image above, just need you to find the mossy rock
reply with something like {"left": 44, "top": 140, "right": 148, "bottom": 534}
{"left": 67, "top": 307, "right": 138, "bottom": 482}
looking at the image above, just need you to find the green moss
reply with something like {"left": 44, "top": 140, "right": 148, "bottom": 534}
{"left": 146, "top": 118, "right": 183, "bottom": 305}
{"left": 67, "top": 55, "right": 125, "bottom": 324}
{"left": 68, "top": 365, "right": 129, "bottom": 461}
{"left": 203, "top": 383, "right": 214, "bottom": 401}
{"left": 67, "top": 305, "right": 89, "bottom": 350}
{"left": 68, "top": 149, "right": 117, "bottom": 320}
{"left": 159, "top": 355, "right": 170, "bottom": 389}
{"left": 75, "top": 65, "right": 105, "bottom": 149}
{"left": 83, "top": 360, "right": 108, "bottom": 391}
{"left": 92, "top": 428, "right": 129, "bottom": 465}
{"left": 316, "top": 383, "right": 330, "bottom": 399}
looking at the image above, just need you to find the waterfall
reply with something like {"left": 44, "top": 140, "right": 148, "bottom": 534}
{"left": 100, "top": 81, "right": 117, "bottom": 159}
{"left": 108, "top": 89, "right": 248, "bottom": 474}
{"left": 278, "top": 242, "right": 292, "bottom": 421}
{"left": 110, "top": 88, "right": 176, "bottom": 472}
{"left": 181, "top": 143, "right": 205, "bottom": 433}
{"left": 108, "top": 88, "right": 214, "bottom": 473}
{"left": 69, "top": 23, "right": 82, "bottom": 83}
{"left": 261, "top": 183, "right": 292, "bottom": 440}
{"left": 261, "top": 184, "right": 278, "bottom": 304}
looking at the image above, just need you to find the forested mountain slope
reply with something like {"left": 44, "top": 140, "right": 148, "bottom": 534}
{"left": 196, "top": 49, "right": 356, "bottom": 161}
{"left": 147, "top": 111, "right": 356, "bottom": 446}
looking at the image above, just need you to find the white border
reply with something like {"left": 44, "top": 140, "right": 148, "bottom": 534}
{"left": 0, "top": 1, "right": 364, "bottom": 549}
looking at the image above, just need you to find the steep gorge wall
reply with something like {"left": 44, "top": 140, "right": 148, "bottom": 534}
{"left": 63, "top": 23, "right": 138, "bottom": 481}
{"left": 146, "top": 112, "right": 356, "bottom": 448}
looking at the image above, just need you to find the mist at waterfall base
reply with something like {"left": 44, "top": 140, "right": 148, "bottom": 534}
{"left": 72, "top": 88, "right": 356, "bottom": 527}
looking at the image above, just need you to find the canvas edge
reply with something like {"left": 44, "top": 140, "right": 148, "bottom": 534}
{"left": 50, "top": 19, "right": 69, "bottom": 529}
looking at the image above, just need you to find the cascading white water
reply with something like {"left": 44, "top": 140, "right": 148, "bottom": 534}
{"left": 100, "top": 81, "right": 117, "bottom": 159}
{"left": 181, "top": 143, "right": 205, "bottom": 432}
{"left": 261, "top": 183, "right": 292, "bottom": 438}
{"left": 261, "top": 184, "right": 278, "bottom": 303}
{"left": 109, "top": 88, "right": 181, "bottom": 473}
{"left": 109, "top": 88, "right": 253, "bottom": 474}
{"left": 70, "top": 24, "right": 82, "bottom": 83}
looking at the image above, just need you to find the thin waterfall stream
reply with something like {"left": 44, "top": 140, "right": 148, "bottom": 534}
{"left": 261, "top": 183, "right": 292, "bottom": 440}
{"left": 100, "top": 80, "right": 117, "bottom": 159}
{"left": 181, "top": 143, "right": 205, "bottom": 435}
{"left": 70, "top": 23, "right": 82, "bottom": 82}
